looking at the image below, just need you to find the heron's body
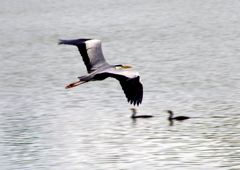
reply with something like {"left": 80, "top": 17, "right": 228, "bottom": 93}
{"left": 59, "top": 38, "right": 143, "bottom": 106}
{"left": 130, "top": 108, "right": 153, "bottom": 119}
{"left": 166, "top": 110, "right": 190, "bottom": 121}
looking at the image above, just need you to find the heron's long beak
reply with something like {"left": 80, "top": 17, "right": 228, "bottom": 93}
{"left": 122, "top": 66, "right": 133, "bottom": 69}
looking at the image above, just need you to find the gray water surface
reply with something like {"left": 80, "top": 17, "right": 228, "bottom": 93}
{"left": 1, "top": 0, "right": 240, "bottom": 169}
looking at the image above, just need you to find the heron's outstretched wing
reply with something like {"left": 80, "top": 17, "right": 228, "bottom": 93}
{"left": 59, "top": 38, "right": 109, "bottom": 73}
{"left": 119, "top": 75, "right": 143, "bottom": 106}
{"left": 95, "top": 70, "right": 143, "bottom": 106}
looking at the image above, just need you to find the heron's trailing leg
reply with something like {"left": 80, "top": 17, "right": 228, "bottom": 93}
{"left": 65, "top": 80, "right": 85, "bottom": 89}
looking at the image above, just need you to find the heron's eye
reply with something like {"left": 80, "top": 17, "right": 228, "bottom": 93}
{"left": 115, "top": 65, "right": 123, "bottom": 69}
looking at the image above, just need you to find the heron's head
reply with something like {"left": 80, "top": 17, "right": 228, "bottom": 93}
{"left": 115, "top": 65, "right": 133, "bottom": 70}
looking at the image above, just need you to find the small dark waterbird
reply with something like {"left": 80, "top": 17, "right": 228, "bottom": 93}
{"left": 59, "top": 38, "right": 143, "bottom": 106}
{"left": 130, "top": 108, "right": 153, "bottom": 119}
{"left": 166, "top": 110, "right": 190, "bottom": 121}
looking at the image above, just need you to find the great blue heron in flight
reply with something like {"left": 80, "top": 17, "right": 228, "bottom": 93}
{"left": 59, "top": 38, "right": 143, "bottom": 106}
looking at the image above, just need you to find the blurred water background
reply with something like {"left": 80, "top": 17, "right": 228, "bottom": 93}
{"left": 0, "top": 0, "right": 240, "bottom": 169}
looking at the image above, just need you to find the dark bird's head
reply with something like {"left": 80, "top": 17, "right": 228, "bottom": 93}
{"left": 166, "top": 110, "right": 174, "bottom": 121}
{"left": 115, "top": 65, "right": 133, "bottom": 69}
{"left": 130, "top": 108, "right": 137, "bottom": 118}
{"left": 166, "top": 110, "right": 173, "bottom": 114}
{"left": 130, "top": 108, "right": 136, "bottom": 112}
{"left": 166, "top": 110, "right": 174, "bottom": 119}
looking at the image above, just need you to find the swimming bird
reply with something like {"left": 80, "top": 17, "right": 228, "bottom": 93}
{"left": 130, "top": 108, "right": 153, "bottom": 119}
{"left": 59, "top": 38, "right": 143, "bottom": 106}
{"left": 166, "top": 110, "right": 190, "bottom": 121}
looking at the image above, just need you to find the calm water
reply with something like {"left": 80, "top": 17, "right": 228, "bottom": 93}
{"left": 1, "top": 0, "right": 240, "bottom": 169}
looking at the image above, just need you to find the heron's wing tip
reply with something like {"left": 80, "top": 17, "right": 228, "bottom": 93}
{"left": 58, "top": 38, "right": 93, "bottom": 46}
